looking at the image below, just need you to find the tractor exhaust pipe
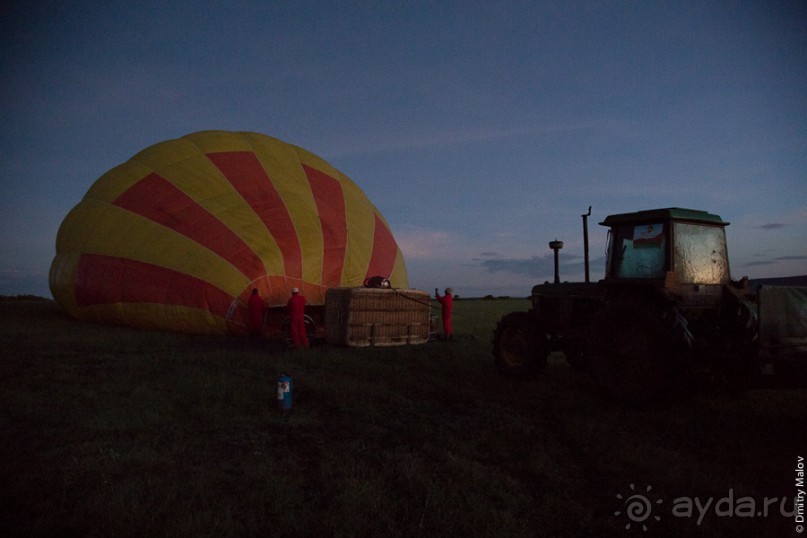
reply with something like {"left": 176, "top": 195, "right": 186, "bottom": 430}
{"left": 581, "top": 206, "right": 591, "bottom": 283}
{"left": 549, "top": 239, "right": 564, "bottom": 284}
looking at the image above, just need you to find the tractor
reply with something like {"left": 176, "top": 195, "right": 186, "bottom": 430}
{"left": 492, "top": 207, "right": 807, "bottom": 401}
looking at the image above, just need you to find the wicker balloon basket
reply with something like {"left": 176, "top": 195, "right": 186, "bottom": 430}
{"left": 325, "top": 288, "right": 431, "bottom": 347}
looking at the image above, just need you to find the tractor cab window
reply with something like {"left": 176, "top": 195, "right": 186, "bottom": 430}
{"left": 606, "top": 223, "right": 666, "bottom": 279}
{"left": 673, "top": 223, "right": 730, "bottom": 284}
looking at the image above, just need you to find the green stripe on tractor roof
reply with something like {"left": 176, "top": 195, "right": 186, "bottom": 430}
{"left": 599, "top": 207, "right": 728, "bottom": 226}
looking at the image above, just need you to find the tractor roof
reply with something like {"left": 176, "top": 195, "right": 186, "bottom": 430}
{"left": 600, "top": 207, "right": 728, "bottom": 227}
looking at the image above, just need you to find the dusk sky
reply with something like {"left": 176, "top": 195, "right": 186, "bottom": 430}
{"left": 2, "top": 1, "right": 805, "bottom": 298}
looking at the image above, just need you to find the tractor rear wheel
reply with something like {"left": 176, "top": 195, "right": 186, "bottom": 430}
{"left": 587, "top": 295, "right": 691, "bottom": 402}
{"left": 493, "top": 311, "right": 547, "bottom": 379}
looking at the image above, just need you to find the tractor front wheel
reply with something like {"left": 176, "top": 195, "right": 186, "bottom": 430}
{"left": 493, "top": 311, "right": 547, "bottom": 379}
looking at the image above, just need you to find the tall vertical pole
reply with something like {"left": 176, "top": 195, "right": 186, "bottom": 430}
{"left": 581, "top": 206, "right": 591, "bottom": 283}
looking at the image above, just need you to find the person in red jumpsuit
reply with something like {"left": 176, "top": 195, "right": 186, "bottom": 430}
{"left": 247, "top": 288, "right": 264, "bottom": 336}
{"left": 434, "top": 287, "right": 454, "bottom": 340}
{"left": 287, "top": 287, "right": 309, "bottom": 348}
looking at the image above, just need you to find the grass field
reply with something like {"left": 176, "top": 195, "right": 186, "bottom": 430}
{"left": 1, "top": 297, "right": 805, "bottom": 537}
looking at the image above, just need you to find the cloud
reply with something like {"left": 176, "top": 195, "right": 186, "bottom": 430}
{"left": 480, "top": 253, "right": 601, "bottom": 280}
{"left": 756, "top": 223, "right": 786, "bottom": 230}
{"left": 395, "top": 228, "right": 455, "bottom": 260}
{"left": 324, "top": 119, "right": 629, "bottom": 158}
{"left": 481, "top": 256, "right": 551, "bottom": 278}
{"left": 0, "top": 269, "right": 50, "bottom": 297}
{"left": 743, "top": 255, "right": 807, "bottom": 267}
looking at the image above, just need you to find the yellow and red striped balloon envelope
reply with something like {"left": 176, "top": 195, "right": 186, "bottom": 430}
{"left": 50, "top": 131, "right": 408, "bottom": 334}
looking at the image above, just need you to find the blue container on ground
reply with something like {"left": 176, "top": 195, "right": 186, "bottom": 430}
{"left": 277, "top": 374, "right": 292, "bottom": 411}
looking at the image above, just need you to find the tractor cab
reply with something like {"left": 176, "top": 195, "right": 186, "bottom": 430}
{"left": 601, "top": 208, "right": 731, "bottom": 310}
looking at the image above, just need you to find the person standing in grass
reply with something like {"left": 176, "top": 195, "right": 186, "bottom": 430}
{"left": 287, "top": 287, "right": 309, "bottom": 348}
{"left": 434, "top": 287, "right": 454, "bottom": 340}
{"left": 248, "top": 288, "right": 264, "bottom": 336}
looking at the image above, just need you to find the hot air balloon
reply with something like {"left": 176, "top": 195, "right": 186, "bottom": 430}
{"left": 49, "top": 130, "right": 409, "bottom": 336}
